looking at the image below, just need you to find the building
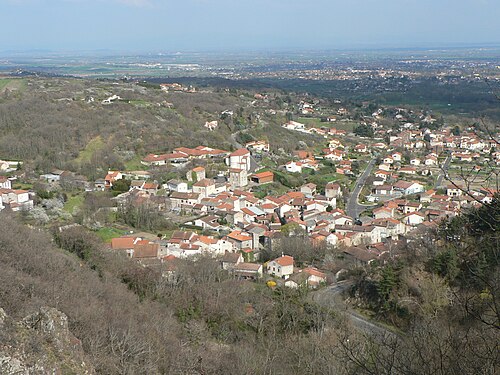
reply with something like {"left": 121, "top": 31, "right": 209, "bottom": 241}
{"left": 250, "top": 171, "right": 274, "bottom": 184}
{"left": 227, "top": 148, "right": 251, "bottom": 171}
{"left": 267, "top": 255, "right": 294, "bottom": 279}
{"left": 228, "top": 168, "right": 248, "bottom": 188}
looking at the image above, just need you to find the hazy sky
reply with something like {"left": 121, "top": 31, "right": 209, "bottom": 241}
{"left": 1, "top": 0, "right": 499, "bottom": 52}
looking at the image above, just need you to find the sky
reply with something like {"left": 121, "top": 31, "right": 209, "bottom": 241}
{"left": 0, "top": 0, "right": 499, "bottom": 52}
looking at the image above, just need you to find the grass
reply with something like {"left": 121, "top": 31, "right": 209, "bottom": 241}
{"left": 0, "top": 78, "right": 25, "bottom": 92}
{"left": 12, "top": 182, "right": 33, "bottom": 190}
{"left": 128, "top": 99, "right": 152, "bottom": 107}
{"left": 95, "top": 227, "right": 127, "bottom": 243}
{"left": 124, "top": 156, "right": 148, "bottom": 171}
{"left": 297, "top": 117, "right": 356, "bottom": 132}
{"left": 64, "top": 194, "right": 84, "bottom": 214}
{"left": 75, "top": 136, "right": 105, "bottom": 165}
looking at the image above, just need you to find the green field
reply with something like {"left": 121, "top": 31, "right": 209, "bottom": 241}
{"left": 75, "top": 136, "right": 105, "bottom": 165}
{"left": 63, "top": 194, "right": 84, "bottom": 214}
{"left": 95, "top": 227, "right": 127, "bottom": 243}
{"left": 0, "top": 78, "right": 26, "bottom": 92}
{"left": 298, "top": 117, "right": 355, "bottom": 132}
{"left": 124, "top": 156, "right": 149, "bottom": 171}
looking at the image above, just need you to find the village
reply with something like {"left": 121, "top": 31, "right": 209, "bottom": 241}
{"left": 0, "top": 88, "right": 498, "bottom": 290}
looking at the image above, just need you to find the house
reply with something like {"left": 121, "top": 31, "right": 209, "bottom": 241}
{"left": 186, "top": 166, "right": 206, "bottom": 182}
{"left": 342, "top": 247, "right": 378, "bottom": 267}
{"left": 403, "top": 212, "right": 425, "bottom": 226}
{"left": 373, "top": 206, "right": 394, "bottom": 219}
{"left": 233, "top": 263, "right": 263, "bottom": 280}
{"left": 410, "top": 158, "right": 421, "bottom": 166}
{"left": 285, "top": 161, "right": 303, "bottom": 173}
{"left": 104, "top": 171, "right": 123, "bottom": 188}
{"left": 227, "top": 230, "right": 253, "bottom": 250}
{"left": 378, "top": 163, "right": 391, "bottom": 172}
{"left": 165, "top": 179, "right": 188, "bottom": 193}
{"left": 325, "top": 182, "right": 342, "bottom": 199}
{"left": 399, "top": 166, "right": 417, "bottom": 175}
{"left": 245, "top": 140, "right": 270, "bottom": 153}
{"left": 0, "top": 176, "right": 12, "bottom": 190}
{"left": 373, "top": 184, "right": 394, "bottom": 196}
{"left": 142, "top": 182, "right": 159, "bottom": 195}
{"left": 425, "top": 155, "right": 438, "bottom": 166}
{"left": 393, "top": 181, "right": 424, "bottom": 195}
{"left": 227, "top": 148, "right": 251, "bottom": 171}
{"left": 221, "top": 251, "right": 244, "bottom": 270}
{"left": 300, "top": 183, "right": 317, "bottom": 196}
{"left": 383, "top": 156, "right": 394, "bottom": 165}
{"left": 228, "top": 168, "right": 248, "bottom": 188}
{"left": 250, "top": 171, "right": 274, "bottom": 184}
{"left": 141, "top": 153, "right": 170, "bottom": 166}
{"left": 204, "top": 120, "right": 218, "bottom": 131}
{"left": 169, "top": 192, "right": 200, "bottom": 210}
{"left": 132, "top": 243, "right": 160, "bottom": 260}
{"left": 447, "top": 185, "right": 463, "bottom": 197}
{"left": 40, "top": 173, "right": 61, "bottom": 183}
{"left": 0, "top": 189, "right": 33, "bottom": 211}
{"left": 192, "top": 179, "right": 216, "bottom": 198}
{"left": 375, "top": 170, "right": 391, "bottom": 180}
{"left": 285, "top": 266, "right": 328, "bottom": 289}
{"left": 267, "top": 255, "right": 294, "bottom": 279}
{"left": 354, "top": 144, "right": 368, "bottom": 153}
{"left": 392, "top": 152, "right": 403, "bottom": 162}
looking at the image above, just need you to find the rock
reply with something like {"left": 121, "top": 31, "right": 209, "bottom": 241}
{"left": 0, "top": 307, "right": 94, "bottom": 375}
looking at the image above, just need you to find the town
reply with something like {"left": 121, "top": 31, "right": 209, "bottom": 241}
{"left": 1, "top": 78, "right": 497, "bottom": 290}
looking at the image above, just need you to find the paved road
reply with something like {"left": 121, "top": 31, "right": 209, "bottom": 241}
{"left": 313, "top": 281, "right": 393, "bottom": 337}
{"left": 435, "top": 155, "right": 452, "bottom": 189}
{"left": 346, "top": 159, "right": 377, "bottom": 218}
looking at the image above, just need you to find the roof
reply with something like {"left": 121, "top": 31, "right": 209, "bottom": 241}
{"left": 303, "top": 266, "right": 327, "bottom": 279}
{"left": 111, "top": 237, "right": 137, "bottom": 250}
{"left": 227, "top": 230, "right": 252, "bottom": 242}
{"left": 234, "top": 262, "right": 262, "bottom": 272}
{"left": 222, "top": 252, "right": 242, "bottom": 263}
{"left": 193, "top": 178, "right": 214, "bottom": 187}
{"left": 230, "top": 148, "right": 250, "bottom": 157}
{"left": 133, "top": 243, "right": 159, "bottom": 259}
{"left": 251, "top": 171, "right": 274, "bottom": 179}
{"left": 272, "top": 255, "right": 294, "bottom": 267}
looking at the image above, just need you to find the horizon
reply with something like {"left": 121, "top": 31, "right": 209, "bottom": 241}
{"left": 1, "top": 0, "right": 499, "bottom": 53}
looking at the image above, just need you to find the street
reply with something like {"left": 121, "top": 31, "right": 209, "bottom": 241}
{"left": 346, "top": 158, "right": 377, "bottom": 218}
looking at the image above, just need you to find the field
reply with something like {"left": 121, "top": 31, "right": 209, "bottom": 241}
{"left": 95, "top": 227, "right": 127, "bottom": 243}
{"left": 0, "top": 78, "right": 26, "bottom": 93}
{"left": 298, "top": 117, "right": 356, "bottom": 132}
{"left": 63, "top": 194, "right": 84, "bottom": 214}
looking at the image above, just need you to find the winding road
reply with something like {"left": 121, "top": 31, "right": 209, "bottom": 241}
{"left": 312, "top": 281, "right": 394, "bottom": 337}
{"left": 346, "top": 159, "right": 377, "bottom": 219}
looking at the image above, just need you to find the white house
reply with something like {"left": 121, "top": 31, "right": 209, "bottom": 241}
{"left": 0, "top": 176, "right": 12, "bottom": 189}
{"left": 393, "top": 181, "right": 424, "bottom": 195}
{"left": 285, "top": 161, "right": 303, "bottom": 173}
{"left": 227, "top": 149, "right": 251, "bottom": 171}
{"left": 165, "top": 179, "right": 188, "bottom": 193}
{"left": 267, "top": 255, "right": 294, "bottom": 279}
{"left": 403, "top": 212, "right": 425, "bottom": 226}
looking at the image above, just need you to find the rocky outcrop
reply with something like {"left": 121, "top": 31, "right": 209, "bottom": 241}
{"left": 0, "top": 307, "right": 94, "bottom": 375}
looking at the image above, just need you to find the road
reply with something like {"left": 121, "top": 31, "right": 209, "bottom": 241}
{"left": 346, "top": 158, "right": 377, "bottom": 218}
{"left": 435, "top": 155, "right": 452, "bottom": 189}
{"left": 312, "top": 281, "right": 393, "bottom": 337}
